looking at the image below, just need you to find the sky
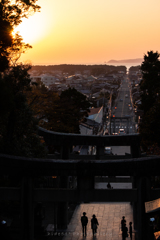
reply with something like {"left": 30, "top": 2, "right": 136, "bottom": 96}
{"left": 15, "top": 0, "right": 160, "bottom": 66}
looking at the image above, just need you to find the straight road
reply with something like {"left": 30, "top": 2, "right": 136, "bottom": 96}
{"left": 108, "top": 76, "right": 135, "bottom": 135}
{"left": 105, "top": 75, "right": 136, "bottom": 155}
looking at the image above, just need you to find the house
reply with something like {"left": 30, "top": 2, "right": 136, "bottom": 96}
{"left": 79, "top": 106, "right": 103, "bottom": 135}
{"left": 30, "top": 74, "right": 61, "bottom": 88}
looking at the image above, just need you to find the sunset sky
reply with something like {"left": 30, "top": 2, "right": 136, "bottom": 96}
{"left": 15, "top": 0, "right": 160, "bottom": 65}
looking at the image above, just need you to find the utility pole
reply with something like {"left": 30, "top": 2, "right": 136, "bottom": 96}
{"left": 102, "top": 89, "right": 106, "bottom": 133}
{"left": 109, "top": 90, "right": 112, "bottom": 135}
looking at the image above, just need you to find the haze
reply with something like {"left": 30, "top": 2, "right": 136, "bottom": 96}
{"left": 16, "top": 0, "right": 160, "bottom": 65}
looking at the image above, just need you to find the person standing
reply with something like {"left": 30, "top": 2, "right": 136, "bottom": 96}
{"left": 81, "top": 212, "right": 88, "bottom": 237}
{"left": 91, "top": 214, "right": 99, "bottom": 237}
{"left": 129, "top": 222, "right": 132, "bottom": 239}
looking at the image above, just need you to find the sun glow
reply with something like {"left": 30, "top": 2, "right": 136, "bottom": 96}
{"left": 16, "top": 0, "right": 160, "bottom": 65}
{"left": 14, "top": 11, "right": 50, "bottom": 44}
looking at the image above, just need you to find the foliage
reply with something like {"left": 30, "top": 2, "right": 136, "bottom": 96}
{"left": 140, "top": 51, "right": 160, "bottom": 113}
{"left": 0, "top": 65, "right": 47, "bottom": 157}
{"left": 0, "top": 0, "right": 40, "bottom": 72}
{"left": 29, "top": 64, "right": 127, "bottom": 75}
{"left": 138, "top": 51, "right": 160, "bottom": 151}
{"left": 129, "top": 66, "right": 140, "bottom": 72}
{"left": 0, "top": 0, "right": 47, "bottom": 157}
{"left": 57, "top": 88, "right": 91, "bottom": 133}
{"left": 26, "top": 79, "right": 60, "bottom": 129}
{"left": 91, "top": 67, "right": 106, "bottom": 76}
{"left": 27, "top": 85, "right": 91, "bottom": 134}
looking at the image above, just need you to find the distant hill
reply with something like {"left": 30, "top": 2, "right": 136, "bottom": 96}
{"left": 30, "top": 64, "right": 127, "bottom": 74}
{"left": 107, "top": 58, "right": 143, "bottom": 64}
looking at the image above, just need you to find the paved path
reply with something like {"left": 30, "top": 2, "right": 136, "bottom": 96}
{"left": 63, "top": 202, "right": 134, "bottom": 240}
{"left": 62, "top": 181, "right": 135, "bottom": 240}
{"left": 44, "top": 182, "right": 135, "bottom": 240}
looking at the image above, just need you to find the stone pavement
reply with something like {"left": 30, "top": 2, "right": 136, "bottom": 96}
{"left": 61, "top": 182, "right": 135, "bottom": 240}
{"left": 62, "top": 202, "right": 134, "bottom": 240}
{"left": 44, "top": 182, "right": 135, "bottom": 240}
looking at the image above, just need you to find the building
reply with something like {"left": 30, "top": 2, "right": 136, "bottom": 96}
{"left": 79, "top": 106, "right": 103, "bottom": 135}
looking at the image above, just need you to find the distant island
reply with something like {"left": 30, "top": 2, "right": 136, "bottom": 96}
{"left": 107, "top": 58, "right": 143, "bottom": 64}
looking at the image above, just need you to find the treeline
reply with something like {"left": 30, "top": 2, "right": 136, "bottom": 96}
{"left": 31, "top": 64, "right": 127, "bottom": 75}
{"left": 129, "top": 66, "right": 140, "bottom": 72}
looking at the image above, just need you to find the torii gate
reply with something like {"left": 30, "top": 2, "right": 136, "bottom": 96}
{"left": 0, "top": 128, "right": 159, "bottom": 240}
{"left": 110, "top": 116, "right": 132, "bottom": 134}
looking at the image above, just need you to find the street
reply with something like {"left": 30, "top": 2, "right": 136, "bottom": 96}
{"left": 105, "top": 76, "right": 136, "bottom": 155}
{"left": 108, "top": 76, "right": 135, "bottom": 135}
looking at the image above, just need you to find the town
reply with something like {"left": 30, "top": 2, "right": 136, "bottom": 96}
{"left": 1, "top": 1, "right": 160, "bottom": 240}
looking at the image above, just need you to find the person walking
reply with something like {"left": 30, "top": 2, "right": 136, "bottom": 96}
{"left": 81, "top": 212, "right": 88, "bottom": 237}
{"left": 122, "top": 223, "right": 128, "bottom": 240}
{"left": 121, "top": 216, "right": 126, "bottom": 231}
{"left": 91, "top": 214, "right": 99, "bottom": 237}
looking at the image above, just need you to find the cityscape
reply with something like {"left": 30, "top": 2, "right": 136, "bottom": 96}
{"left": 1, "top": 1, "right": 160, "bottom": 240}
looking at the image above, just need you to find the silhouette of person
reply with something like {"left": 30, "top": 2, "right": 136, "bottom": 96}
{"left": 107, "top": 182, "right": 111, "bottom": 189}
{"left": 129, "top": 222, "right": 132, "bottom": 239}
{"left": 81, "top": 212, "right": 88, "bottom": 237}
{"left": 122, "top": 223, "right": 128, "bottom": 240}
{"left": 121, "top": 216, "right": 126, "bottom": 231}
{"left": 91, "top": 214, "right": 99, "bottom": 236}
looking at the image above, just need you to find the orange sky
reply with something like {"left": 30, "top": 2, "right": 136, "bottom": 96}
{"left": 15, "top": 0, "right": 160, "bottom": 65}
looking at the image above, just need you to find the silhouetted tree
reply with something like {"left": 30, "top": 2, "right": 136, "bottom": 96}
{"left": 0, "top": 0, "right": 40, "bottom": 72}
{"left": 40, "top": 87, "right": 91, "bottom": 133}
{"left": 57, "top": 88, "right": 91, "bottom": 133}
{"left": 0, "top": 65, "right": 47, "bottom": 157}
{"left": 29, "top": 65, "right": 127, "bottom": 75}
{"left": 0, "top": 1, "right": 47, "bottom": 157}
{"left": 26, "top": 79, "right": 59, "bottom": 122}
{"left": 139, "top": 51, "right": 160, "bottom": 152}
{"left": 129, "top": 66, "right": 140, "bottom": 72}
{"left": 26, "top": 83, "right": 91, "bottom": 133}
{"left": 91, "top": 67, "right": 106, "bottom": 76}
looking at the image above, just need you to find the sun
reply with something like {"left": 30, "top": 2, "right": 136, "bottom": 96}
{"left": 14, "top": 12, "right": 49, "bottom": 44}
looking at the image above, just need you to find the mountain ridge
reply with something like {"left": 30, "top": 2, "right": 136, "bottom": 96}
{"left": 107, "top": 58, "right": 143, "bottom": 64}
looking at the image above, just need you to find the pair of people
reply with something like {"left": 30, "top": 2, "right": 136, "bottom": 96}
{"left": 121, "top": 216, "right": 132, "bottom": 239}
{"left": 81, "top": 212, "right": 99, "bottom": 237}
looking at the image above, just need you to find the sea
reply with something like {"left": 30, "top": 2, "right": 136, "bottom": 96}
{"left": 110, "top": 62, "right": 142, "bottom": 71}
